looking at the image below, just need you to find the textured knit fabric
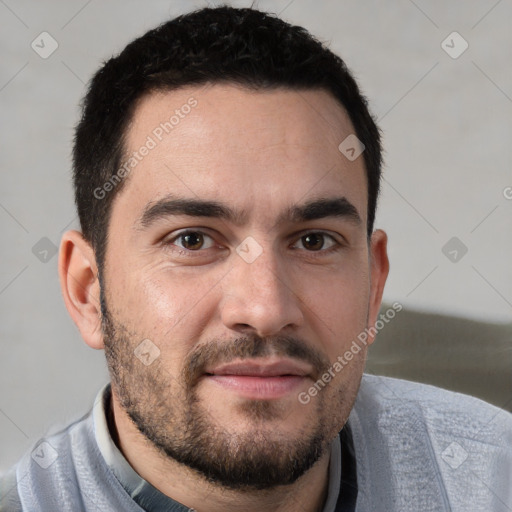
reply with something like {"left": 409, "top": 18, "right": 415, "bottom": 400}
{"left": 351, "top": 375, "right": 512, "bottom": 510}
{"left": 1, "top": 374, "right": 511, "bottom": 511}
{"left": 0, "top": 385, "right": 345, "bottom": 512}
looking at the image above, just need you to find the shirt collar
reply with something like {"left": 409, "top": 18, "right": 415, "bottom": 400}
{"left": 93, "top": 383, "right": 188, "bottom": 511}
{"left": 93, "top": 383, "right": 342, "bottom": 512}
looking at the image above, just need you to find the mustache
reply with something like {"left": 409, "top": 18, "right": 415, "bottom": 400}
{"left": 183, "top": 335, "right": 331, "bottom": 388}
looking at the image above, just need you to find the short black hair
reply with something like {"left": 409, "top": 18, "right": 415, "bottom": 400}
{"left": 72, "top": 5, "right": 382, "bottom": 269}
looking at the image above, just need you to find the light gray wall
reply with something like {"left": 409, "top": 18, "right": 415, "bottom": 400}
{"left": 1, "top": 0, "right": 511, "bottom": 473}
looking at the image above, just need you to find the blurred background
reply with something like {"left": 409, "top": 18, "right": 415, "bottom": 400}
{"left": 1, "top": 0, "right": 511, "bottom": 475}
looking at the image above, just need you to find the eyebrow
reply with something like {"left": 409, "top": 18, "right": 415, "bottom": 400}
{"left": 136, "top": 194, "right": 361, "bottom": 230}
{"left": 282, "top": 197, "right": 361, "bottom": 225}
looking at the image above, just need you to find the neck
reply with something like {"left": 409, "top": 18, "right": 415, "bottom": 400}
{"left": 110, "top": 391, "right": 332, "bottom": 512}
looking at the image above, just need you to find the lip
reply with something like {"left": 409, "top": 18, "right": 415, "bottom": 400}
{"left": 203, "top": 358, "right": 312, "bottom": 399}
{"left": 205, "top": 358, "right": 312, "bottom": 378}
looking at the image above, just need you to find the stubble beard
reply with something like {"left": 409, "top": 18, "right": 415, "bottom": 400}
{"left": 100, "top": 286, "right": 354, "bottom": 491}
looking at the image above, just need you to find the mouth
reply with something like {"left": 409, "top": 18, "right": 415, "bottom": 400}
{"left": 202, "top": 358, "right": 312, "bottom": 400}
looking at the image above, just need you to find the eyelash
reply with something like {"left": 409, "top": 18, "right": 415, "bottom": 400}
{"left": 164, "top": 229, "right": 344, "bottom": 258}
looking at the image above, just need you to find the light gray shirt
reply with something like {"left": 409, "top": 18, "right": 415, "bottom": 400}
{"left": 1, "top": 374, "right": 511, "bottom": 511}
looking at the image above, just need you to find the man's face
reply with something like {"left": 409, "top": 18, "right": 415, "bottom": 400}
{"left": 100, "top": 84, "right": 386, "bottom": 489}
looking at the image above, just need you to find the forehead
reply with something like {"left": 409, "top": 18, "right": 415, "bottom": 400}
{"left": 126, "top": 84, "right": 355, "bottom": 155}
{"left": 116, "top": 84, "right": 367, "bottom": 226}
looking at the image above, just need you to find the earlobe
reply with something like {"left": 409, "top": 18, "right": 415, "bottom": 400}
{"left": 367, "top": 229, "right": 390, "bottom": 344}
{"left": 58, "top": 230, "right": 104, "bottom": 350}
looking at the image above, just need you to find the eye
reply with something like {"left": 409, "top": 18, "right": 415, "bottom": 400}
{"left": 293, "top": 232, "right": 338, "bottom": 252}
{"left": 169, "top": 230, "right": 216, "bottom": 251}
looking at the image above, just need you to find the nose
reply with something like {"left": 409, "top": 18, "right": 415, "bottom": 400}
{"left": 220, "top": 243, "right": 304, "bottom": 337}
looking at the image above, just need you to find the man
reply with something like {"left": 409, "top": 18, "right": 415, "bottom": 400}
{"left": 1, "top": 6, "right": 510, "bottom": 511}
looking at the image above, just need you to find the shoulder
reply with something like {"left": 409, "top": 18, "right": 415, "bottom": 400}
{"left": 358, "top": 374, "right": 512, "bottom": 420}
{"left": 0, "top": 384, "right": 115, "bottom": 512}
{"left": 0, "top": 466, "right": 22, "bottom": 512}
{"left": 0, "top": 410, "right": 95, "bottom": 512}
{"left": 349, "top": 374, "right": 512, "bottom": 509}
{"left": 0, "top": 410, "right": 93, "bottom": 512}
{"left": 356, "top": 373, "right": 512, "bottom": 438}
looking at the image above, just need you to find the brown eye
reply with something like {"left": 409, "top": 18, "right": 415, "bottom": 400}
{"left": 301, "top": 233, "right": 325, "bottom": 251}
{"left": 171, "top": 231, "right": 215, "bottom": 251}
{"left": 292, "top": 232, "right": 339, "bottom": 253}
{"left": 181, "top": 232, "right": 204, "bottom": 250}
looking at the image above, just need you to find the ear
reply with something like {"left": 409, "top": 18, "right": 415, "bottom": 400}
{"left": 58, "top": 230, "right": 104, "bottom": 350}
{"left": 366, "top": 229, "right": 390, "bottom": 345}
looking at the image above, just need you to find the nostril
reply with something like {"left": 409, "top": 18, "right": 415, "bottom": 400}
{"left": 233, "top": 323, "right": 253, "bottom": 332}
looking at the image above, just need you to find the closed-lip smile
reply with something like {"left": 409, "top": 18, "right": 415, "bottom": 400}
{"left": 203, "top": 358, "right": 312, "bottom": 399}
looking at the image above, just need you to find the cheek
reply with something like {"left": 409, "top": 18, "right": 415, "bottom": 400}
{"left": 301, "top": 260, "right": 371, "bottom": 358}
{"left": 110, "top": 264, "right": 223, "bottom": 352}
